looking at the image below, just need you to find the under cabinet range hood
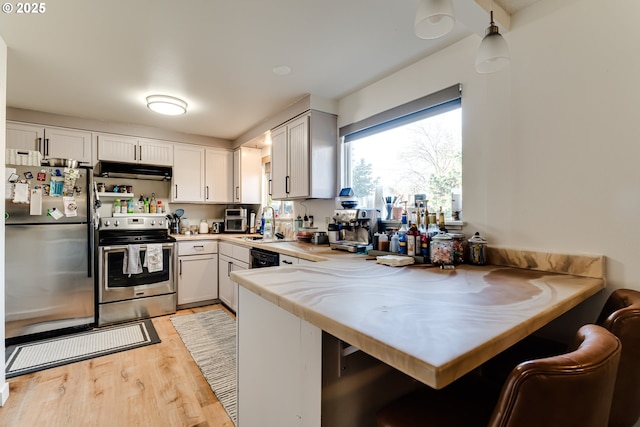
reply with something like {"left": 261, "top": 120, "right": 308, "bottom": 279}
{"left": 95, "top": 161, "right": 172, "bottom": 181}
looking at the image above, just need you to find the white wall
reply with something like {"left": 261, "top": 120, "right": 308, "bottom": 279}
{"left": 338, "top": 0, "right": 638, "bottom": 341}
{"left": 0, "top": 34, "right": 9, "bottom": 405}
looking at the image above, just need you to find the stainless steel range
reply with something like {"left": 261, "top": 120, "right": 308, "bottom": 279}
{"left": 96, "top": 216, "right": 176, "bottom": 326}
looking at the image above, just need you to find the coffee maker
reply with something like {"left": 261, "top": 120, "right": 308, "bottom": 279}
{"left": 330, "top": 208, "right": 378, "bottom": 252}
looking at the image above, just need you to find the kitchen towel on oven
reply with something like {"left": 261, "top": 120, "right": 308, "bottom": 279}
{"left": 123, "top": 244, "right": 143, "bottom": 276}
{"left": 143, "top": 244, "right": 163, "bottom": 273}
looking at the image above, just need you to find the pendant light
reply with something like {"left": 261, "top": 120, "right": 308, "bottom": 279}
{"left": 414, "top": 0, "right": 455, "bottom": 40}
{"left": 475, "top": 7, "right": 510, "bottom": 73}
{"left": 146, "top": 95, "right": 188, "bottom": 115}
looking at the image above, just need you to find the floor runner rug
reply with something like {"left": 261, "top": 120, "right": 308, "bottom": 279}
{"left": 171, "top": 309, "right": 237, "bottom": 425}
{"left": 5, "top": 319, "right": 160, "bottom": 378}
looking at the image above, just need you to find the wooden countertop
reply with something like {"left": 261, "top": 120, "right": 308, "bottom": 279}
{"left": 231, "top": 253, "right": 605, "bottom": 389}
{"left": 171, "top": 233, "right": 342, "bottom": 262}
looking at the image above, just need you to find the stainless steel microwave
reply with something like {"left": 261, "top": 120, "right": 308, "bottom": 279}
{"left": 225, "top": 208, "right": 247, "bottom": 233}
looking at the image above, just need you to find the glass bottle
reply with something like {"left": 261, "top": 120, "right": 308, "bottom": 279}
{"left": 398, "top": 213, "right": 409, "bottom": 255}
{"left": 407, "top": 223, "right": 420, "bottom": 256}
{"left": 390, "top": 232, "right": 399, "bottom": 253}
{"left": 149, "top": 193, "right": 157, "bottom": 214}
{"left": 113, "top": 198, "right": 121, "bottom": 215}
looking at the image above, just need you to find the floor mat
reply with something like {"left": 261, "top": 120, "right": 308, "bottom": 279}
{"left": 5, "top": 319, "right": 160, "bottom": 378}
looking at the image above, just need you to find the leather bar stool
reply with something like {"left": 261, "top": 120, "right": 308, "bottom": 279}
{"left": 484, "top": 288, "right": 640, "bottom": 427}
{"left": 376, "top": 324, "right": 621, "bottom": 427}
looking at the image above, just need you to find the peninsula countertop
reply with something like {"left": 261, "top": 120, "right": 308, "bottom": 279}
{"left": 231, "top": 251, "right": 605, "bottom": 389}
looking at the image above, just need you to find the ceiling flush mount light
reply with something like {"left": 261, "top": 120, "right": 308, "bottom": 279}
{"left": 475, "top": 10, "right": 511, "bottom": 73}
{"left": 414, "top": 0, "right": 455, "bottom": 40}
{"left": 146, "top": 95, "right": 188, "bottom": 115}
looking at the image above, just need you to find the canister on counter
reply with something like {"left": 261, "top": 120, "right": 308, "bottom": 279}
{"left": 468, "top": 232, "right": 488, "bottom": 265}
{"left": 448, "top": 232, "right": 467, "bottom": 264}
{"left": 430, "top": 231, "right": 454, "bottom": 266}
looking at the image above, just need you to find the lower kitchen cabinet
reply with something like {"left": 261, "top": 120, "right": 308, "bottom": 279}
{"left": 218, "top": 242, "right": 250, "bottom": 312}
{"left": 177, "top": 241, "right": 218, "bottom": 308}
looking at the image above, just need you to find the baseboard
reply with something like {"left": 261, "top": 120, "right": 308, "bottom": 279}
{"left": 0, "top": 381, "right": 10, "bottom": 406}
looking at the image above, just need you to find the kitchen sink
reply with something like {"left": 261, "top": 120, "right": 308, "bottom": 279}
{"left": 239, "top": 236, "right": 295, "bottom": 243}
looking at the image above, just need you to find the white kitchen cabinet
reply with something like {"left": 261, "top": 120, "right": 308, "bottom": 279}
{"left": 270, "top": 110, "right": 337, "bottom": 200}
{"left": 238, "top": 285, "right": 322, "bottom": 427}
{"left": 172, "top": 145, "right": 206, "bottom": 202}
{"left": 218, "top": 242, "right": 250, "bottom": 313}
{"left": 233, "top": 146, "right": 261, "bottom": 204}
{"left": 205, "top": 148, "right": 233, "bottom": 203}
{"left": 97, "top": 133, "right": 173, "bottom": 166}
{"left": 6, "top": 121, "right": 92, "bottom": 164}
{"left": 177, "top": 240, "right": 219, "bottom": 307}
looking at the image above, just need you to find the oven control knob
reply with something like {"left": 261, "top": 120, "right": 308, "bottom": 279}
{"left": 150, "top": 220, "right": 156, "bottom": 226}
{"left": 159, "top": 220, "right": 164, "bottom": 226}
{"left": 114, "top": 220, "right": 120, "bottom": 227}
{"left": 104, "top": 220, "right": 110, "bottom": 227}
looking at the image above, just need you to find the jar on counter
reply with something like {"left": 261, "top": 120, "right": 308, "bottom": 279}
{"left": 113, "top": 198, "right": 121, "bottom": 214}
{"left": 448, "top": 233, "right": 467, "bottom": 264}
{"left": 468, "top": 232, "right": 488, "bottom": 265}
{"left": 199, "top": 219, "right": 209, "bottom": 234}
{"left": 97, "top": 183, "right": 106, "bottom": 193}
{"left": 430, "top": 231, "right": 454, "bottom": 266}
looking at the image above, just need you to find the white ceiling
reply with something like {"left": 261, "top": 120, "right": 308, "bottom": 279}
{"left": 0, "top": 0, "right": 539, "bottom": 142}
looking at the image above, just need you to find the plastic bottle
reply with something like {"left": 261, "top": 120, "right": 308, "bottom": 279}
{"left": 113, "top": 199, "right": 121, "bottom": 215}
{"left": 378, "top": 232, "right": 389, "bottom": 252}
{"left": 127, "top": 198, "right": 135, "bottom": 214}
{"left": 156, "top": 200, "right": 163, "bottom": 214}
{"left": 390, "top": 232, "right": 399, "bottom": 253}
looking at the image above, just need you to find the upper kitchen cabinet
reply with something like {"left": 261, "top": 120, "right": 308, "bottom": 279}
{"left": 233, "top": 146, "right": 261, "bottom": 204}
{"left": 270, "top": 110, "right": 337, "bottom": 200}
{"left": 205, "top": 148, "right": 233, "bottom": 203}
{"left": 172, "top": 144, "right": 206, "bottom": 202}
{"left": 6, "top": 121, "right": 92, "bottom": 164}
{"left": 97, "top": 133, "right": 173, "bottom": 166}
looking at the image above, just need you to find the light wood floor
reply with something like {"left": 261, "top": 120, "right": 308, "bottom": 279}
{"left": 0, "top": 304, "right": 235, "bottom": 427}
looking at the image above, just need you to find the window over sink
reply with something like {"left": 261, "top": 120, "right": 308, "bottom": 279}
{"left": 340, "top": 84, "right": 462, "bottom": 218}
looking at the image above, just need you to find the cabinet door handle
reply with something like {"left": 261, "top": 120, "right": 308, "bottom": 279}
{"left": 134, "top": 145, "right": 137, "bottom": 161}
{"left": 235, "top": 186, "right": 239, "bottom": 201}
{"left": 179, "top": 259, "right": 182, "bottom": 276}
{"left": 37, "top": 137, "right": 43, "bottom": 154}
{"left": 139, "top": 145, "right": 142, "bottom": 162}
{"left": 282, "top": 260, "right": 293, "bottom": 265}
{"left": 285, "top": 176, "right": 290, "bottom": 194}
{"left": 206, "top": 186, "right": 209, "bottom": 200}
{"left": 227, "top": 261, "right": 232, "bottom": 276}
{"left": 175, "top": 184, "right": 178, "bottom": 199}
{"left": 268, "top": 179, "right": 272, "bottom": 196}
{"left": 44, "top": 138, "right": 49, "bottom": 156}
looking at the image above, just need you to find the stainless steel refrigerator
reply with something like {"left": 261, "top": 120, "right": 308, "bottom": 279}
{"left": 5, "top": 165, "right": 94, "bottom": 340}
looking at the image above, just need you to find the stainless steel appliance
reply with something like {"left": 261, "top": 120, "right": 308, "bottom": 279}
{"left": 330, "top": 208, "right": 378, "bottom": 252}
{"left": 97, "top": 216, "right": 176, "bottom": 326}
{"left": 250, "top": 247, "right": 280, "bottom": 268}
{"left": 225, "top": 208, "right": 248, "bottom": 233}
{"left": 5, "top": 165, "right": 94, "bottom": 341}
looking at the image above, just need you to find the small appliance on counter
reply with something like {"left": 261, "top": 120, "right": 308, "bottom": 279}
{"left": 329, "top": 208, "right": 378, "bottom": 252}
{"left": 225, "top": 208, "right": 248, "bottom": 232}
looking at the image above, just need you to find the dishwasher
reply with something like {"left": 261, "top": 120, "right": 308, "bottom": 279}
{"left": 250, "top": 247, "right": 280, "bottom": 268}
